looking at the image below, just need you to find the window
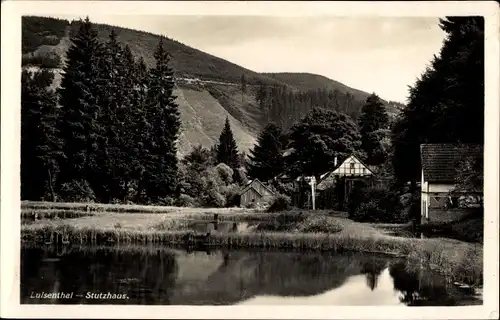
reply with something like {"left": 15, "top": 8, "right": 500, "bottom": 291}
{"left": 350, "top": 162, "right": 355, "bottom": 174}
{"left": 362, "top": 168, "right": 366, "bottom": 174}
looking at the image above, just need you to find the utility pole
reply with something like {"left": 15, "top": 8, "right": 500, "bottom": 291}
{"left": 309, "top": 176, "right": 316, "bottom": 210}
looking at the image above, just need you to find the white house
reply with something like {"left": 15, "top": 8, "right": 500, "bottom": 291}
{"left": 316, "top": 154, "right": 374, "bottom": 191}
{"left": 420, "top": 144, "right": 483, "bottom": 224}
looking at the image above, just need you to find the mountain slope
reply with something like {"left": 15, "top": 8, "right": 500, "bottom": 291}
{"left": 175, "top": 87, "right": 257, "bottom": 155}
{"left": 263, "top": 72, "right": 374, "bottom": 103}
{"left": 21, "top": 16, "right": 404, "bottom": 157}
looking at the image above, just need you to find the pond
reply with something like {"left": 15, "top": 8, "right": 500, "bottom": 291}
{"left": 20, "top": 244, "right": 482, "bottom": 306}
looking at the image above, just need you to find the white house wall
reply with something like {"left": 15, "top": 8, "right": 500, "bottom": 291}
{"left": 428, "top": 184, "right": 454, "bottom": 193}
{"left": 331, "top": 156, "right": 372, "bottom": 176}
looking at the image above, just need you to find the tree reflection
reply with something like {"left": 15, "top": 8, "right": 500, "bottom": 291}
{"left": 389, "top": 261, "right": 458, "bottom": 306}
{"left": 359, "top": 257, "right": 387, "bottom": 291}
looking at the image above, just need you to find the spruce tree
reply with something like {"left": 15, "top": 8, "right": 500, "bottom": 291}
{"left": 58, "top": 17, "right": 103, "bottom": 199}
{"left": 141, "top": 38, "right": 181, "bottom": 203}
{"left": 216, "top": 117, "right": 240, "bottom": 172}
{"left": 358, "top": 93, "right": 389, "bottom": 165}
{"left": 94, "top": 29, "right": 128, "bottom": 201}
{"left": 247, "top": 123, "right": 284, "bottom": 182}
{"left": 21, "top": 69, "right": 63, "bottom": 201}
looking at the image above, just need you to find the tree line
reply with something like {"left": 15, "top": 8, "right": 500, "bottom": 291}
{"left": 253, "top": 83, "right": 365, "bottom": 130}
{"left": 22, "top": 18, "right": 180, "bottom": 204}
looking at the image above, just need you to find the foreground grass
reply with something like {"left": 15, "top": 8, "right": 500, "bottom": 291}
{"left": 21, "top": 208, "right": 483, "bottom": 287}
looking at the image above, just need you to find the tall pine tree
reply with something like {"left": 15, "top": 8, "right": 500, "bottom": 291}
{"left": 247, "top": 123, "right": 284, "bottom": 182}
{"left": 94, "top": 29, "right": 128, "bottom": 202}
{"left": 141, "top": 38, "right": 181, "bottom": 203}
{"left": 216, "top": 117, "right": 240, "bottom": 173}
{"left": 58, "top": 17, "right": 103, "bottom": 200}
{"left": 21, "top": 69, "right": 63, "bottom": 201}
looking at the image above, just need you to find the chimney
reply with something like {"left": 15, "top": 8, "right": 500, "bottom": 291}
{"left": 334, "top": 156, "right": 338, "bottom": 167}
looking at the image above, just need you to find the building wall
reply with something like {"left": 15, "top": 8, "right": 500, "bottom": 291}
{"left": 317, "top": 155, "right": 372, "bottom": 191}
{"left": 421, "top": 209, "right": 472, "bottom": 225}
{"left": 428, "top": 184, "right": 454, "bottom": 193}
{"left": 240, "top": 188, "right": 262, "bottom": 206}
{"left": 240, "top": 180, "right": 274, "bottom": 207}
{"left": 331, "top": 155, "right": 373, "bottom": 177}
{"left": 421, "top": 175, "right": 472, "bottom": 224}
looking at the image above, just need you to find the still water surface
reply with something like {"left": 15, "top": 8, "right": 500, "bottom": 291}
{"left": 21, "top": 245, "right": 481, "bottom": 306}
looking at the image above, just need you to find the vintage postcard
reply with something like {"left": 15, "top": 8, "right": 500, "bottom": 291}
{"left": 1, "top": 1, "right": 498, "bottom": 319}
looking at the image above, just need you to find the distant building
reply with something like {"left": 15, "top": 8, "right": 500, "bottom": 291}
{"left": 239, "top": 179, "right": 275, "bottom": 207}
{"left": 420, "top": 144, "right": 483, "bottom": 224}
{"left": 315, "top": 154, "right": 375, "bottom": 209}
{"left": 316, "top": 155, "right": 374, "bottom": 190}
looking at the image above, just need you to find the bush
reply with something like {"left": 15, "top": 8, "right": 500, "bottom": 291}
{"left": 220, "top": 184, "right": 241, "bottom": 207}
{"left": 256, "top": 212, "right": 305, "bottom": 232}
{"left": 176, "top": 194, "right": 197, "bottom": 207}
{"left": 297, "top": 216, "right": 343, "bottom": 233}
{"left": 349, "top": 185, "right": 405, "bottom": 223}
{"left": 58, "top": 179, "right": 96, "bottom": 203}
{"left": 202, "top": 188, "right": 226, "bottom": 208}
{"left": 22, "top": 52, "right": 61, "bottom": 68}
{"left": 270, "top": 181, "right": 295, "bottom": 197}
{"left": 214, "top": 163, "right": 233, "bottom": 184}
{"left": 267, "top": 193, "right": 292, "bottom": 212}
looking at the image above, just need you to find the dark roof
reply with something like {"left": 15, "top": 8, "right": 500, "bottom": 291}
{"left": 239, "top": 179, "right": 275, "bottom": 196}
{"left": 420, "top": 144, "right": 482, "bottom": 183}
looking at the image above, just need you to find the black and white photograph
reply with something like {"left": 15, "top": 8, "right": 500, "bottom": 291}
{"left": 1, "top": 1, "right": 498, "bottom": 319}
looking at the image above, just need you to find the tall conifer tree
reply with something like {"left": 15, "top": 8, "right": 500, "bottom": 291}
{"left": 216, "top": 117, "right": 240, "bottom": 172}
{"left": 247, "top": 123, "right": 284, "bottom": 181}
{"left": 141, "top": 38, "right": 181, "bottom": 202}
{"left": 21, "top": 69, "right": 63, "bottom": 201}
{"left": 58, "top": 17, "right": 103, "bottom": 196}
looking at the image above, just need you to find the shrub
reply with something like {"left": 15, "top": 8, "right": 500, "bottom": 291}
{"left": 270, "top": 181, "right": 295, "bottom": 197}
{"left": 256, "top": 212, "right": 305, "bottom": 232}
{"left": 267, "top": 193, "right": 292, "bottom": 212}
{"left": 220, "top": 184, "right": 241, "bottom": 207}
{"left": 349, "top": 185, "right": 405, "bottom": 223}
{"left": 58, "top": 179, "right": 96, "bottom": 203}
{"left": 176, "top": 194, "right": 197, "bottom": 207}
{"left": 202, "top": 188, "right": 226, "bottom": 208}
{"left": 297, "top": 216, "right": 343, "bottom": 233}
{"left": 22, "top": 52, "right": 61, "bottom": 68}
{"left": 149, "top": 218, "right": 190, "bottom": 231}
{"left": 214, "top": 163, "right": 233, "bottom": 184}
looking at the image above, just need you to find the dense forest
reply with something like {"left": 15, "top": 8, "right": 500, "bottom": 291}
{"left": 21, "top": 16, "right": 484, "bottom": 225}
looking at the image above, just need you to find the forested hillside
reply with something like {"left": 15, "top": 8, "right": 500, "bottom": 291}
{"left": 21, "top": 16, "right": 401, "bottom": 143}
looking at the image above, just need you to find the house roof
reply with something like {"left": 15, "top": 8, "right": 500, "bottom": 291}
{"left": 317, "top": 154, "right": 374, "bottom": 186}
{"left": 239, "top": 179, "right": 275, "bottom": 196}
{"left": 420, "top": 144, "right": 482, "bottom": 183}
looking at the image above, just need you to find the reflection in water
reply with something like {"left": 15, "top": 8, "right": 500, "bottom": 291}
{"left": 20, "top": 245, "right": 481, "bottom": 306}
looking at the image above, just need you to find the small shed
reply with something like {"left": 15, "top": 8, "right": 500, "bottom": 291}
{"left": 239, "top": 179, "right": 275, "bottom": 207}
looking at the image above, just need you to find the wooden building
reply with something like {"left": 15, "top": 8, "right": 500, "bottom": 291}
{"left": 316, "top": 155, "right": 375, "bottom": 209}
{"left": 239, "top": 179, "right": 275, "bottom": 207}
{"left": 420, "top": 144, "right": 482, "bottom": 224}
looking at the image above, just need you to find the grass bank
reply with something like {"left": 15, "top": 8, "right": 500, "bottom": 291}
{"left": 21, "top": 210, "right": 483, "bottom": 287}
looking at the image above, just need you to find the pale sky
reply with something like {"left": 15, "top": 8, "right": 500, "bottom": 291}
{"left": 53, "top": 15, "right": 446, "bottom": 103}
